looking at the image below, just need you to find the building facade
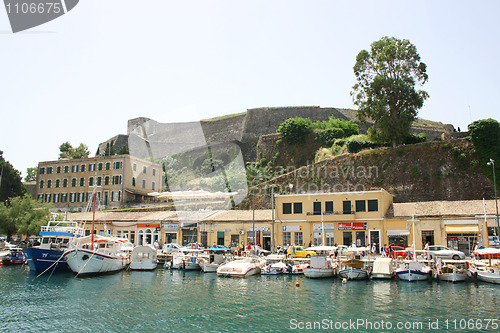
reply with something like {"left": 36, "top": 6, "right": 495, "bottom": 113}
{"left": 66, "top": 189, "right": 499, "bottom": 255}
{"left": 36, "top": 155, "right": 162, "bottom": 211}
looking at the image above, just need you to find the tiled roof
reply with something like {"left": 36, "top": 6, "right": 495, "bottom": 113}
{"left": 390, "top": 200, "right": 498, "bottom": 218}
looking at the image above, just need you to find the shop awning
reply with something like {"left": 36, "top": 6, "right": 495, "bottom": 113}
{"left": 445, "top": 225, "right": 479, "bottom": 233}
{"left": 387, "top": 230, "right": 410, "bottom": 236}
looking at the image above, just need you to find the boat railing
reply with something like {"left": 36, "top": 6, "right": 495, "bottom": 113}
{"left": 41, "top": 224, "right": 85, "bottom": 236}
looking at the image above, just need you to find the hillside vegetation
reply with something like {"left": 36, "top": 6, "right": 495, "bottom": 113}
{"left": 247, "top": 139, "right": 495, "bottom": 209}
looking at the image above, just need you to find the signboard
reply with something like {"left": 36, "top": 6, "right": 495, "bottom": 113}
{"left": 250, "top": 226, "right": 269, "bottom": 232}
{"left": 164, "top": 224, "right": 179, "bottom": 231}
{"left": 137, "top": 224, "right": 159, "bottom": 228}
{"left": 283, "top": 225, "right": 302, "bottom": 232}
{"left": 338, "top": 222, "right": 366, "bottom": 231}
{"left": 313, "top": 223, "right": 335, "bottom": 231}
{"left": 225, "top": 229, "right": 232, "bottom": 232}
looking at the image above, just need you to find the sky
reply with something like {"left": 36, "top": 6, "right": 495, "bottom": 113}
{"left": 1, "top": 0, "right": 499, "bottom": 177}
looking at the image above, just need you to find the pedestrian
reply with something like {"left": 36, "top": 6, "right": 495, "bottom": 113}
{"left": 153, "top": 240, "right": 160, "bottom": 250}
{"left": 371, "top": 243, "right": 376, "bottom": 258}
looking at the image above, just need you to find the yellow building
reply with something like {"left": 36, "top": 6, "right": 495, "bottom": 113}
{"left": 66, "top": 188, "right": 499, "bottom": 257}
{"left": 37, "top": 154, "right": 162, "bottom": 211}
{"left": 274, "top": 189, "right": 393, "bottom": 249}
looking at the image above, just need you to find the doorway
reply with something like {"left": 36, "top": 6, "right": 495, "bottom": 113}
{"left": 369, "top": 230, "right": 381, "bottom": 253}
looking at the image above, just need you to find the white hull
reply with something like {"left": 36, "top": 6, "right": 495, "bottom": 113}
{"left": 437, "top": 271, "right": 467, "bottom": 283}
{"left": 130, "top": 261, "right": 157, "bottom": 270}
{"left": 303, "top": 268, "right": 334, "bottom": 278}
{"left": 64, "top": 248, "right": 128, "bottom": 275}
{"left": 338, "top": 267, "right": 369, "bottom": 280}
{"left": 477, "top": 271, "right": 500, "bottom": 284}
{"left": 201, "top": 262, "right": 219, "bottom": 273}
{"left": 217, "top": 266, "right": 261, "bottom": 277}
{"left": 371, "top": 273, "right": 393, "bottom": 279}
{"left": 396, "top": 270, "right": 429, "bottom": 282}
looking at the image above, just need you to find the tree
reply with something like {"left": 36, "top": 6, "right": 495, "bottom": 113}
{"left": 351, "top": 36, "right": 429, "bottom": 146}
{"left": 0, "top": 194, "right": 50, "bottom": 240}
{"left": 468, "top": 118, "right": 500, "bottom": 183}
{"left": 24, "top": 167, "right": 38, "bottom": 182}
{"left": 0, "top": 150, "right": 25, "bottom": 202}
{"left": 58, "top": 142, "right": 90, "bottom": 159}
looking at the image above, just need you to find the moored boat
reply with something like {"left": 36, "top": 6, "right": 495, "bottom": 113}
{"left": 371, "top": 257, "right": 395, "bottom": 279}
{"left": 476, "top": 267, "right": 500, "bottom": 284}
{"left": 217, "top": 257, "right": 265, "bottom": 277}
{"left": 338, "top": 258, "right": 370, "bottom": 280}
{"left": 63, "top": 235, "right": 132, "bottom": 275}
{"left": 22, "top": 215, "right": 85, "bottom": 272}
{"left": 395, "top": 260, "right": 431, "bottom": 282}
{"left": 434, "top": 259, "right": 469, "bottom": 283}
{"left": 0, "top": 249, "right": 26, "bottom": 265}
{"left": 130, "top": 245, "right": 158, "bottom": 271}
{"left": 303, "top": 256, "right": 336, "bottom": 278}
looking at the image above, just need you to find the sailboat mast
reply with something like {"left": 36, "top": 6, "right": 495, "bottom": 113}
{"left": 91, "top": 191, "right": 96, "bottom": 247}
{"left": 321, "top": 210, "right": 325, "bottom": 246}
{"left": 412, "top": 215, "right": 416, "bottom": 261}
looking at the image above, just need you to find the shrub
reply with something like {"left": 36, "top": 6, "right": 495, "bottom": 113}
{"left": 404, "top": 132, "right": 427, "bottom": 144}
{"left": 277, "top": 117, "right": 313, "bottom": 145}
{"left": 345, "top": 134, "right": 379, "bottom": 153}
{"left": 314, "top": 128, "right": 345, "bottom": 147}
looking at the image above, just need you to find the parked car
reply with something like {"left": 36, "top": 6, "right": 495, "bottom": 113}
{"left": 287, "top": 246, "right": 317, "bottom": 258}
{"left": 426, "top": 245, "right": 465, "bottom": 260}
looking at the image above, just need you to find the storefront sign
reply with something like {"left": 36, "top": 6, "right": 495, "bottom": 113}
{"left": 250, "top": 226, "right": 269, "bottom": 232}
{"left": 137, "top": 224, "right": 159, "bottom": 228}
{"left": 313, "top": 223, "right": 335, "bottom": 231}
{"left": 338, "top": 222, "right": 366, "bottom": 231}
{"left": 283, "top": 225, "right": 302, "bottom": 232}
{"left": 164, "top": 224, "right": 179, "bottom": 231}
{"left": 225, "top": 229, "right": 232, "bottom": 232}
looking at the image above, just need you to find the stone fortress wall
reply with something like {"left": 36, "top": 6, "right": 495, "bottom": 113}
{"left": 99, "top": 106, "right": 454, "bottom": 163}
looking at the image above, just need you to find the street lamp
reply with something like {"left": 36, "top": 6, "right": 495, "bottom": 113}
{"left": 487, "top": 158, "right": 500, "bottom": 241}
{"left": 288, "top": 183, "right": 293, "bottom": 194}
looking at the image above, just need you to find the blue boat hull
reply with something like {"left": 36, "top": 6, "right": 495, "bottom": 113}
{"left": 22, "top": 248, "right": 69, "bottom": 272}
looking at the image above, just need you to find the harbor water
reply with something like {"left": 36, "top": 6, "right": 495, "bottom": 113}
{"left": 1, "top": 265, "right": 500, "bottom": 332}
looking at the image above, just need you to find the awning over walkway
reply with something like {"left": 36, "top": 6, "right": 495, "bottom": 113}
{"left": 445, "top": 225, "right": 479, "bottom": 233}
{"left": 387, "top": 230, "right": 410, "bottom": 236}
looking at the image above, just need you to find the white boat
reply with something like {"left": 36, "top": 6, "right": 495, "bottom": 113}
{"left": 303, "top": 256, "right": 336, "bottom": 278}
{"left": 63, "top": 185, "right": 132, "bottom": 276}
{"left": 261, "top": 261, "right": 287, "bottom": 275}
{"left": 338, "top": 258, "right": 370, "bottom": 280}
{"left": 200, "top": 253, "right": 226, "bottom": 273}
{"left": 434, "top": 259, "right": 469, "bottom": 283}
{"left": 166, "top": 252, "right": 202, "bottom": 270}
{"left": 371, "top": 257, "right": 395, "bottom": 279}
{"left": 395, "top": 216, "right": 431, "bottom": 282}
{"left": 470, "top": 260, "right": 500, "bottom": 284}
{"left": 63, "top": 235, "right": 132, "bottom": 275}
{"left": 476, "top": 266, "right": 500, "bottom": 284}
{"left": 395, "top": 261, "right": 431, "bottom": 281}
{"left": 217, "top": 257, "right": 266, "bottom": 277}
{"left": 130, "top": 245, "right": 158, "bottom": 271}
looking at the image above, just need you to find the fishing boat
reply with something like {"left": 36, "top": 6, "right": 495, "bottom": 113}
{"left": 371, "top": 257, "right": 395, "bottom": 279}
{"left": 130, "top": 245, "right": 158, "bottom": 271}
{"left": 395, "top": 216, "right": 431, "bottom": 282}
{"left": 63, "top": 185, "right": 132, "bottom": 276}
{"left": 395, "top": 260, "right": 431, "bottom": 281}
{"left": 476, "top": 266, "right": 500, "bottom": 284}
{"left": 22, "top": 214, "right": 85, "bottom": 272}
{"left": 63, "top": 234, "right": 132, "bottom": 275}
{"left": 433, "top": 259, "right": 470, "bottom": 283}
{"left": 338, "top": 257, "right": 370, "bottom": 280}
{"left": 303, "top": 256, "right": 337, "bottom": 278}
{"left": 216, "top": 257, "right": 266, "bottom": 277}
{"left": 0, "top": 249, "right": 26, "bottom": 265}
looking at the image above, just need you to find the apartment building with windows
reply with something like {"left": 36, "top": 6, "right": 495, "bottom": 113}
{"left": 274, "top": 189, "right": 394, "bottom": 249}
{"left": 36, "top": 155, "right": 162, "bottom": 211}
